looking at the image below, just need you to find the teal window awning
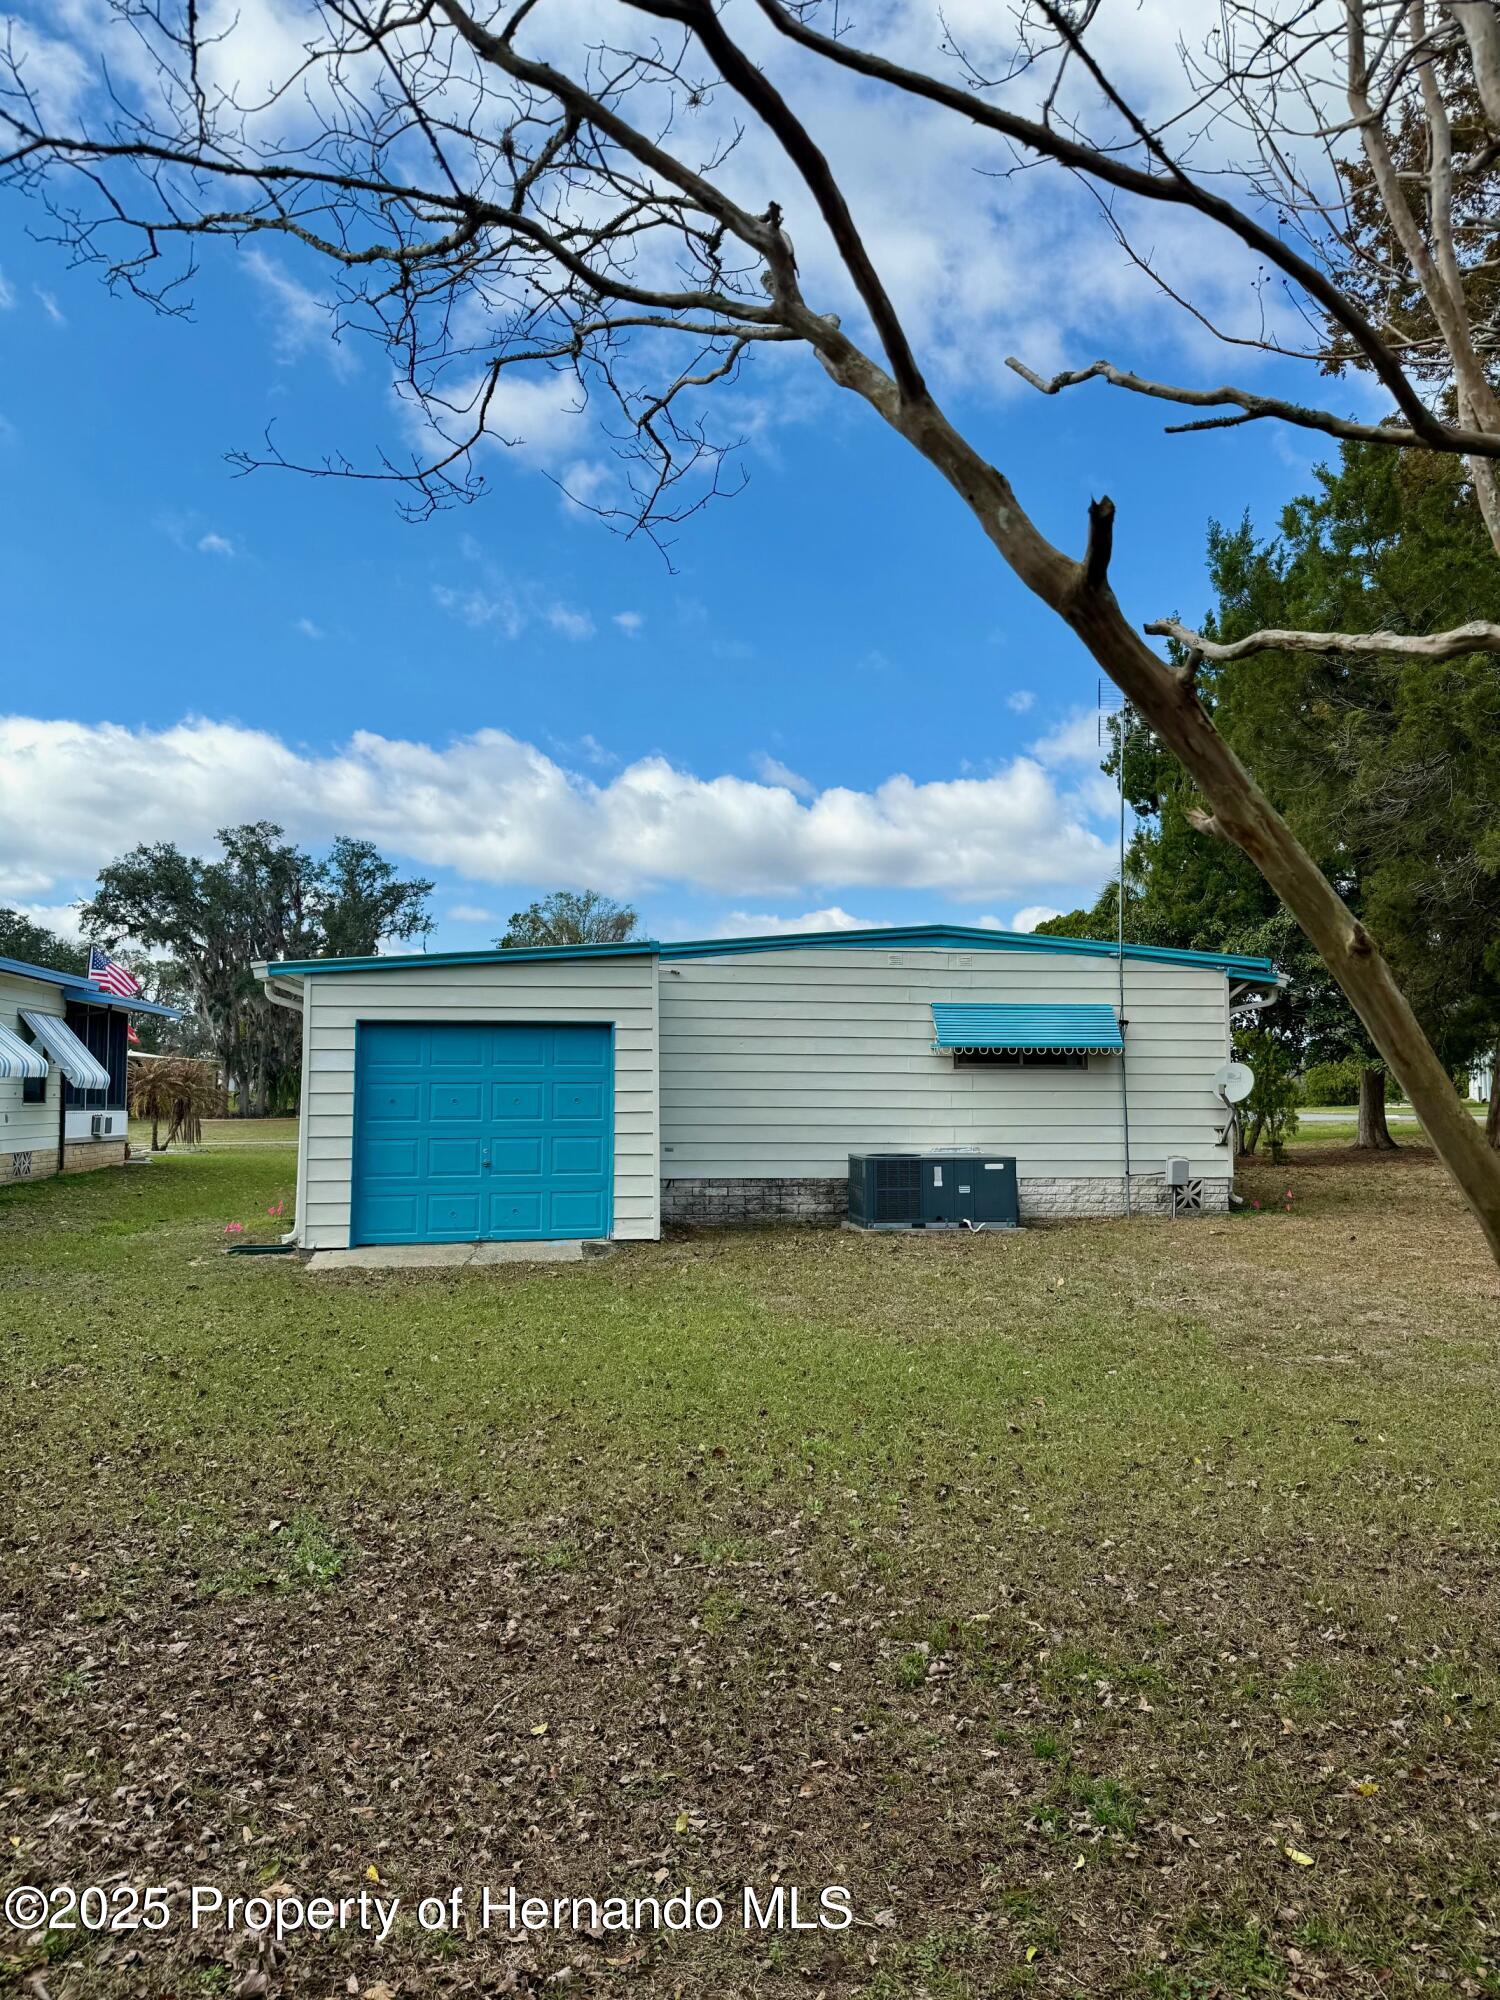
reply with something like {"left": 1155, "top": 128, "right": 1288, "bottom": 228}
{"left": 0, "top": 1021, "right": 49, "bottom": 1081}
{"left": 19, "top": 1009, "right": 111, "bottom": 1090}
{"left": 930, "top": 1002, "right": 1123, "bottom": 1053}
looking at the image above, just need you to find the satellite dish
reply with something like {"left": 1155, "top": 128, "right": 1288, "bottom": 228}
{"left": 1215, "top": 1059, "right": 1254, "bottom": 1104}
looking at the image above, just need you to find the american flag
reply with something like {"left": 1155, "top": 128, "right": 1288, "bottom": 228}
{"left": 88, "top": 945, "right": 142, "bottom": 999}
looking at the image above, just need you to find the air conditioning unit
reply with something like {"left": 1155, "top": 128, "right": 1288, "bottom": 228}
{"left": 848, "top": 1153, "right": 922, "bottom": 1227}
{"left": 849, "top": 1153, "right": 1019, "bottom": 1230}
{"left": 91, "top": 1112, "right": 110, "bottom": 1137}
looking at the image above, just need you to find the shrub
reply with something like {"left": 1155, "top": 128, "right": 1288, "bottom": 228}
{"left": 1298, "top": 1057, "right": 1364, "bottom": 1106}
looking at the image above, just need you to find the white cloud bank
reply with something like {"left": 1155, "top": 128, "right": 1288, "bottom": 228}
{"left": 0, "top": 714, "right": 1112, "bottom": 907}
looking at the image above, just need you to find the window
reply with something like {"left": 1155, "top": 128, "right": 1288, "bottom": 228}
{"left": 20, "top": 1025, "right": 45, "bottom": 1104}
{"left": 953, "top": 1049, "right": 1088, "bottom": 1070}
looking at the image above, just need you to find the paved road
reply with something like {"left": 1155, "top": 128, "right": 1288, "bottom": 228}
{"left": 1297, "top": 1106, "right": 1486, "bottom": 1124}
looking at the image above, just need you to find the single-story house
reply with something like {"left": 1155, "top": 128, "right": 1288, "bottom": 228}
{"left": 255, "top": 923, "right": 1283, "bottom": 1248}
{"left": 0, "top": 955, "right": 180, "bottom": 1180}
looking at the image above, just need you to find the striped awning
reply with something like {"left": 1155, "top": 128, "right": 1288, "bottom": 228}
{"left": 0, "top": 1021, "right": 49, "bottom": 1081}
{"left": 930, "top": 1002, "right": 1123, "bottom": 1053}
{"left": 18, "top": 1010, "right": 110, "bottom": 1090}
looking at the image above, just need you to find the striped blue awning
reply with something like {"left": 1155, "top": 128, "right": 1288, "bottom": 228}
{"left": 931, "top": 1002, "right": 1123, "bottom": 1052}
{"left": 19, "top": 1010, "right": 111, "bottom": 1090}
{"left": 0, "top": 1021, "right": 49, "bottom": 1081}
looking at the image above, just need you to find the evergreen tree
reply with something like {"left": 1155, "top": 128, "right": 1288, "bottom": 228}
{"left": 1042, "top": 442, "right": 1500, "bottom": 1147}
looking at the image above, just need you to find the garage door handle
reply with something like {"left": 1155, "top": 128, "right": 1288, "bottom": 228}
{"left": 481, "top": 1153, "right": 491, "bottom": 1169}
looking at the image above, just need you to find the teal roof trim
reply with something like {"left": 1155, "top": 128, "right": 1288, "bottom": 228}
{"left": 658, "top": 924, "right": 1278, "bottom": 981}
{"left": 265, "top": 924, "right": 1279, "bottom": 984}
{"left": 60, "top": 985, "right": 182, "bottom": 1020}
{"left": 931, "top": 1002, "right": 1124, "bottom": 1051}
{"left": 267, "top": 940, "right": 661, "bottom": 976}
{"left": 0, "top": 954, "right": 180, "bottom": 1018}
{"left": 0, "top": 953, "right": 92, "bottom": 988}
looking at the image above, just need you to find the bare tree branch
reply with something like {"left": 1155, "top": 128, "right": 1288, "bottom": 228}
{"left": 1146, "top": 615, "right": 1500, "bottom": 663}
{"left": 1005, "top": 355, "right": 1500, "bottom": 457}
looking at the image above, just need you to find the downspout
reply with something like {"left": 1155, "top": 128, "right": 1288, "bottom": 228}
{"left": 258, "top": 969, "right": 305, "bottom": 1242}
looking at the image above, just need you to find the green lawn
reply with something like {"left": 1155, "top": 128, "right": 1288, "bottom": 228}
{"left": 3, "top": 1141, "right": 1500, "bottom": 1997}
{"left": 128, "top": 1114, "right": 300, "bottom": 1150}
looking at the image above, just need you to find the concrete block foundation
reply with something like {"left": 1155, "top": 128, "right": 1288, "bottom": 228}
{"left": 662, "top": 1173, "right": 1233, "bottom": 1227}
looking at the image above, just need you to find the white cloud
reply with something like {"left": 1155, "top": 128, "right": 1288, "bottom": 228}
{"left": 751, "top": 752, "right": 814, "bottom": 799}
{"left": 432, "top": 582, "right": 524, "bottom": 636}
{"left": 7, "top": 900, "right": 85, "bottom": 942}
{"left": 1009, "top": 905, "right": 1061, "bottom": 933}
{"left": 1029, "top": 709, "right": 1103, "bottom": 766}
{"left": 196, "top": 532, "right": 236, "bottom": 557}
{"left": 433, "top": 569, "right": 597, "bottom": 644}
{"left": 448, "top": 903, "right": 497, "bottom": 924}
{"left": 243, "top": 248, "right": 357, "bottom": 376}
{"left": 0, "top": 714, "right": 1114, "bottom": 907}
{"left": 295, "top": 617, "right": 324, "bottom": 640}
{"left": 0, "top": 269, "right": 14, "bottom": 311}
{"left": 34, "top": 287, "right": 65, "bottom": 327}
{"left": 545, "top": 603, "right": 595, "bottom": 641}
{"left": 613, "top": 611, "right": 644, "bottom": 635}
{"left": 711, "top": 906, "right": 883, "bottom": 937}
{"left": 1006, "top": 690, "right": 1036, "bottom": 714}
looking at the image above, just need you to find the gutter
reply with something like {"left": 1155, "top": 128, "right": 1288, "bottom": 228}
{"left": 259, "top": 973, "right": 305, "bottom": 1015}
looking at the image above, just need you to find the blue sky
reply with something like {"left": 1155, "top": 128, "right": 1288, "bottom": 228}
{"left": 0, "top": 3, "right": 1343, "bottom": 951}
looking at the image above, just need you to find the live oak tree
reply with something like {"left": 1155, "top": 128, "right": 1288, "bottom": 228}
{"left": 84, "top": 824, "right": 434, "bottom": 1115}
{"left": 7, "top": 1, "right": 1500, "bottom": 1251}
{"left": 500, "top": 891, "right": 642, "bottom": 948}
{"left": 0, "top": 908, "right": 88, "bottom": 979}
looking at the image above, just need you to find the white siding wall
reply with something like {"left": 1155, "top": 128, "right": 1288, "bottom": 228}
{"left": 658, "top": 947, "right": 1234, "bottom": 1183}
{"left": 299, "top": 957, "right": 660, "bottom": 1248}
{"left": 0, "top": 972, "right": 65, "bottom": 1161}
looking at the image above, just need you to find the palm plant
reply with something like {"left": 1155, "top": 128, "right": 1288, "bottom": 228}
{"left": 127, "top": 1057, "right": 223, "bottom": 1152}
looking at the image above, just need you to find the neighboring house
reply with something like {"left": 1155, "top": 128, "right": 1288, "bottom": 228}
{"left": 255, "top": 924, "right": 1283, "bottom": 1249}
{"left": 0, "top": 956, "right": 180, "bottom": 1180}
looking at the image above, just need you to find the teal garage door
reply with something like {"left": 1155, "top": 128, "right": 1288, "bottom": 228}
{"left": 351, "top": 1022, "right": 613, "bottom": 1244}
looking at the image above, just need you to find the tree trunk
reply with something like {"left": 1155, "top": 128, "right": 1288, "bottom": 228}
{"left": 1487, "top": 1050, "right": 1500, "bottom": 1150}
{"left": 1241, "top": 1112, "right": 1263, "bottom": 1155}
{"left": 1355, "top": 1067, "right": 1397, "bottom": 1150}
{"left": 804, "top": 330, "right": 1500, "bottom": 1263}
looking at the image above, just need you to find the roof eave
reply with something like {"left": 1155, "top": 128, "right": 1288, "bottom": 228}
{"left": 265, "top": 940, "right": 662, "bottom": 976}
{"left": 61, "top": 984, "right": 183, "bottom": 1020}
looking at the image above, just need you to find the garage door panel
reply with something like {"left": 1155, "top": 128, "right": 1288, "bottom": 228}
{"left": 424, "top": 1192, "right": 483, "bottom": 1237}
{"left": 430, "top": 1026, "right": 489, "bottom": 1068}
{"left": 491, "top": 1082, "right": 544, "bottom": 1119}
{"left": 357, "top": 1192, "right": 420, "bottom": 1238}
{"left": 551, "top": 1025, "right": 609, "bottom": 1068}
{"left": 553, "top": 1080, "right": 604, "bottom": 1119}
{"left": 429, "top": 1135, "right": 483, "bottom": 1176}
{"left": 491, "top": 1027, "right": 548, "bottom": 1066}
{"left": 487, "top": 1191, "right": 543, "bottom": 1233}
{"left": 352, "top": 1021, "right": 613, "bottom": 1244}
{"left": 549, "top": 1188, "right": 608, "bottom": 1233}
{"left": 362, "top": 1137, "right": 420, "bottom": 1178}
{"left": 552, "top": 1134, "right": 605, "bottom": 1174}
{"left": 365, "top": 1081, "right": 420, "bottom": 1119}
{"left": 430, "top": 1081, "right": 484, "bottom": 1120}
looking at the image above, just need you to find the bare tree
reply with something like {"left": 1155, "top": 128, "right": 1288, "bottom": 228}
{"left": 5, "top": 0, "right": 1500, "bottom": 1253}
